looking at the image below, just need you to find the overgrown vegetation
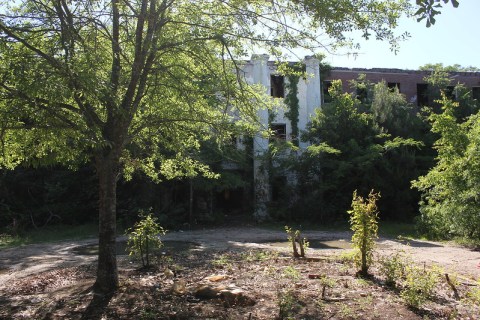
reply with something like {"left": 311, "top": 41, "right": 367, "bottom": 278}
{"left": 413, "top": 95, "right": 480, "bottom": 240}
{"left": 400, "top": 265, "right": 441, "bottom": 308}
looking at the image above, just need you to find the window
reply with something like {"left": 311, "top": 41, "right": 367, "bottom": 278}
{"left": 270, "top": 75, "right": 285, "bottom": 98}
{"left": 472, "top": 87, "right": 480, "bottom": 100}
{"left": 445, "top": 86, "right": 455, "bottom": 100}
{"left": 270, "top": 123, "right": 286, "bottom": 141}
{"left": 387, "top": 82, "right": 401, "bottom": 92}
{"left": 356, "top": 87, "right": 368, "bottom": 103}
{"left": 271, "top": 176, "right": 287, "bottom": 202}
{"left": 417, "top": 83, "right": 429, "bottom": 106}
{"left": 323, "top": 80, "right": 333, "bottom": 103}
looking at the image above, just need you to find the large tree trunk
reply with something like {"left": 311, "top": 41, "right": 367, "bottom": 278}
{"left": 93, "top": 152, "right": 120, "bottom": 293}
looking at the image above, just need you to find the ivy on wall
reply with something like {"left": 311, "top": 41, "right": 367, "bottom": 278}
{"left": 284, "top": 74, "right": 300, "bottom": 146}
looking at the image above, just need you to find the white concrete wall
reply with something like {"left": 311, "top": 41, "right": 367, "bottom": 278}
{"left": 244, "top": 54, "right": 322, "bottom": 221}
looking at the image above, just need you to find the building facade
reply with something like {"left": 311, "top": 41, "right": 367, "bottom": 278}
{"left": 237, "top": 57, "right": 480, "bottom": 221}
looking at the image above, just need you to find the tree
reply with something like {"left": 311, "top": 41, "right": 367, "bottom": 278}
{"left": 415, "top": 0, "right": 460, "bottom": 27}
{"left": 294, "top": 80, "right": 422, "bottom": 222}
{"left": 0, "top": 0, "right": 422, "bottom": 294}
{"left": 412, "top": 97, "right": 480, "bottom": 240}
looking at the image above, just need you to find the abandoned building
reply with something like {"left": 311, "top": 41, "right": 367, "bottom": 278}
{"left": 222, "top": 55, "right": 480, "bottom": 221}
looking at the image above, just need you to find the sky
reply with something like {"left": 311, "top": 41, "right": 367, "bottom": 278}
{"left": 321, "top": 0, "right": 480, "bottom": 70}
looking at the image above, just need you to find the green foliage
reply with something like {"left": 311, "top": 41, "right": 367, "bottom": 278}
{"left": 285, "top": 225, "right": 308, "bottom": 258}
{"left": 0, "top": 0, "right": 418, "bottom": 291}
{"left": 291, "top": 79, "right": 425, "bottom": 223}
{"left": 415, "top": 0, "right": 459, "bottom": 28}
{"left": 211, "top": 254, "right": 232, "bottom": 269}
{"left": 412, "top": 97, "right": 480, "bottom": 240}
{"left": 319, "top": 275, "right": 336, "bottom": 299}
{"left": 0, "top": 223, "right": 98, "bottom": 248}
{"left": 127, "top": 212, "right": 166, "bottom": 268}
{"left": 378, "top": 252, "right": 408, "bottom": 287}
{"left": 284, "top": 74, "right": 300, "bottom": 146}
{"left": 419, "top": 63, "right": 480, "bottom": 73}
{"left": 465, "top": 280, "right": 480, "bottom": 306}
{"left": 241, "top": 250, "right": 279, "bottom": 262}
{"left": 283, "top": 266, "right": 301, "bottom": 280}
{"left": 421, "top": 65, "right": 479, "bottom": 118}
{"left": 400, "top": 265, "right": 441, "bottom": 308}
{"left": 348, "top": 190, "right": 380, "bottom": 275}
{"left": 277, "top": 289, "right": 300, "bottom": 320}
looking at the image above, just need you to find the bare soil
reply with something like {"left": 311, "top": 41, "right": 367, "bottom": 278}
{"left": 0, "top": 227, "right": 479, "bottom": 319}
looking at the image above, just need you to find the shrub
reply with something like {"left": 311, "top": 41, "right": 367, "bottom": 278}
{"left": 400, "top": 265, "right": 441, "bottom": 308}
{"left": 285, "top": 225, "right": 308, "bottom": 258}
{"left": 378, "top": 252, "right": 408, "bottom": 287}
{"left": 277, "top": 289, "right": 300, "bottom": 319}
{"left": 348, "top": 190, "right": 380, "bottom": 276}
{"left": 127, "top": 211, "right": 166, "bottom": 268}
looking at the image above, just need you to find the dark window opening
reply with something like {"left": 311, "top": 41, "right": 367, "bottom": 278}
{"left": 445, "top": 86, "right": 455, "bottom": 100}
{"left": 472, "top": 87, "right": 480, "bottom": 100}
{"left": 323, "top": 80, "right": 333, "bottom": 103}
{"left": 417, "top": 83, "right": 429, "bottom": 106}
{"left": 270, "top": 75, "right": 285, "bottom": 98}
{"left": 271, "top": 176, "right": 287, "bottom": 202}
{"left": 356, "top": 87, "right": 368, "bottom": 103}
{"left": 270, "top": 123, "right": 286, "bottom": 141}
{"left": 387, "top": 82, "right": 401, "bottom": 92}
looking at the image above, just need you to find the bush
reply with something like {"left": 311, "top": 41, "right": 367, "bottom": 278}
{"left": 127, "top": 211, "right": 166, "bottom": 268}
{"left": 400, "top": 265, "right": 441, "bottom": 308}
{"left": 378, "top": 252, "right": 408, "bottom": 287}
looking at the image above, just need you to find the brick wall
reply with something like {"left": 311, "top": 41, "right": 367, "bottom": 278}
{"left": 324, "top": 68, "right": 480, "bottom": 104}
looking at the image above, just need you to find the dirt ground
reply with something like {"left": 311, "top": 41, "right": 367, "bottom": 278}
{"left": 0, "top": 226, "right": 479, "bottom": 319}
{"left": 1, "top": 227, "right": 479, "bottom": 286}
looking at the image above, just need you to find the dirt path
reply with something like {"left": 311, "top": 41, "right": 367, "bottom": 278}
{"left": 1, "top": 227, "right": 479, "bottom": 288}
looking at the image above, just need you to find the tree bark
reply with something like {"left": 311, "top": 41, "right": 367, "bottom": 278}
{"left": 93, "top": 152, "right": 120, "bottom": 294}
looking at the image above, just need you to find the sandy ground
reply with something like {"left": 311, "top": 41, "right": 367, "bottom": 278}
{"left": 1, "top": 227, "right": 479, "bottom": 288}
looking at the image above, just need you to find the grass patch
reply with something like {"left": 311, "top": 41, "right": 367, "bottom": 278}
{"left": 378, "top": 221, "right": 419, "bottom": 239}
{"left": 0, "top": 223, "right": 98, "bottom": 248}
{"left": 259, "top": 220, "right": 349, "bottom": 232}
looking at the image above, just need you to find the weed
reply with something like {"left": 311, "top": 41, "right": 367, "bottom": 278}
{"left": 140, "top": 308, "right": 158, "bottom": 320}
{"left": 337, "top": 250, "right": 356, "bottom": 265}
{"left": 355, "top": 277, "right": 373, "bottom": 288}
{"left": 277, "top": 289, "right": 300, "bottom": 319}
{"left": 400, "top": 265, "right": 441, "bottom": 308}
{"left": 319, "top": 275, "right": 336, "bottom": 299}
{"left": 464, "top": 279, "right": 480, "bottom": 306}
{"left": 283, "top": 266, "right": 301, "bottom": 280}
{"left": 348, "top": 190, "right": 380, "bottom": 276}
{"left": 211, "top": 254, "right": 232, "bottom": 269}
{"left": 242, "top": 250, "right": 278, "bottom": 262}
{"left": 378, "top": 252, "right": 408, "bottom": 287}
{"left": 285, "top": 225, "right": 308, "bottom": 258}
{"left": 358, "top": 294, "right": 374, "bottom": 310}
{"left": 338, "top": 303, "right": 355, "bottom": 318}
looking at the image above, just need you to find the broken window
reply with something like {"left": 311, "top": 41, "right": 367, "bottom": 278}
{"left": 445, "top": 86, "right": 456, "bottom": 100}
{"left": 356, "top": 87, "right": 368, "bottom": 103}
{"left": 417, "top": 83, "right": 429, "bottom": 106}
{"left": 387, "top": 82, "right": 401, "bottom": 92}
{"left": 270, "top": 123, "right": 287, "bottom": 141}
{"left": 270, "top": 75, "right": 285, "bottom": 98}
{"left": 271, "top": 176, "right": 287, "bottom": 202}
{"left": 472, "top": 87, "right": 480, "bottom": 100}
{"left": 323, "top": 80, "right": 333, "bottom": 103}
